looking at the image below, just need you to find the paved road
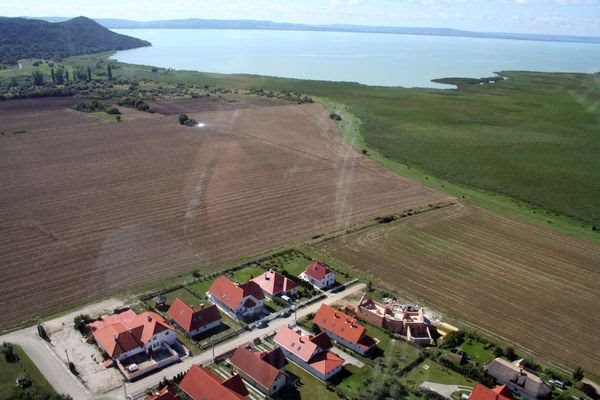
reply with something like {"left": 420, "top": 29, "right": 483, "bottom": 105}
{"left": 1, "top": 327, "right": 90, "bottom": 400}
{"left": 2, "top": 283, "right": 365, "bottom": 400}
{"left": 103, "top": 282, "right": 366, "bottom": 400}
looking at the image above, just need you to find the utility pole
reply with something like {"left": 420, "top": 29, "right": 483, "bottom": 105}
{"left": 211, "top": 336, "right": 215, "bottom": 361}
{"left": 65, "top": 349, "right": 70, "bottom": 364}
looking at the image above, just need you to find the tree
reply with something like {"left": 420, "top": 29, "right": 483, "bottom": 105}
{"left": 31, "top": 70, "right": 44, "bottom": 86}
{"left": 1, "top": 342, "right": 18, "bottom": 363}
{"left": 50, "top": 67, "right": 55, "bottom": 84}
{"left": 54, "top": 67, "right": 65, "bottom": 85}
{"left": 504, "top": 347, "right": 518, "bottom": 361}
{"left": 440, "top": 330, "right": 465, "bottom": 349}
{"left": 107, "top": 64, "right": 112, "bottom": 80}
{"left": 86, "top": 66, "right": 92, "bottom": 82}
{"left": 572, "top": 366, "right": 584, "bottom": 382}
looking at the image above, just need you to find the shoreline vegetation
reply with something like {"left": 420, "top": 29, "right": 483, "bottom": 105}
{"left": 0, "top": 53, "right": 598, "bottom": 244}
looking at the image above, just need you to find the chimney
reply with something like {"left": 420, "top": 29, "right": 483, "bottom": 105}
{"left": 113, "top": 333, "right": 118, "bottom": 342}
{"left": 190, "top": 304, "right": 195, "bottom": 310}
{"left": 299, "top": 337, "right": 304, "bottom": 343}
{"left": 147, "top": 315, "right": 152, "bottom": 322}
{"left": 334, "top": 312, "right": 339, "bottom": 318}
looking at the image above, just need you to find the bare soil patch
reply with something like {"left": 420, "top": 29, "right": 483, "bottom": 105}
{"left": 148, "top": 97, "right": 245, "bottom": 115}
{"left": 0, "top": 98, "right": 449, "bottom": 330}
{"left": 312, "top": 203, "right": 600, "bottom": 378}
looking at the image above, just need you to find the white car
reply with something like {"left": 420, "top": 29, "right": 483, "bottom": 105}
{"left": 127, "top": 364, "right": 139, "bottom": 372}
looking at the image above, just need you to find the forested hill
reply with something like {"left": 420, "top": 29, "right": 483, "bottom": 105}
{"left": 0, "top": 16, "right": 150, "bottom": 64}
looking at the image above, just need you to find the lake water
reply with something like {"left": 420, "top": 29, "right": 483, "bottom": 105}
{"left": 111, "top": 29, "right": 600, "bottom": 88}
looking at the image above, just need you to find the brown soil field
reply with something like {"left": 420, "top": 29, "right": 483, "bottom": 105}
{"left": 148, "top": 97, "right": 244, "bottom": 115}
{"left": 0, "top": 97, "right": 450, "bottom": 330}
{"left": 312, "top": 203, "right": 600, "bottom": 377}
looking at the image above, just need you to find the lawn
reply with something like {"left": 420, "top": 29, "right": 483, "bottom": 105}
{"left": 401, "top": 360, "right": 475, "bottom": 390}
{"left": 0, "top": 344, "right": 57, "bottom": 400}
{"left": 334, "top": 365, "right": 372, "bottom": 398}
{"left": 460, "top": 340, "right": 495, "bottom": 366}
{"left": 229, "top": 266, "right": 263, "bottom": 284}
{"left": 260, "top": 251, "right": 313, "bottom": 278}
{"left": 364, "top": 324, "right": 423, "bottom": 368}
{"left": 161, "top": 287, "right": 206, "bottom": 309}
{"left": 285, "top": 363, "right": 342, "bottom": 400}
{"left": 186, "top": 279, "right": 213, "bottom": 299}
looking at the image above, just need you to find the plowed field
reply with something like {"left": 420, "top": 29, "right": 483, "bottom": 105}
{"left": 0, "top": 97, "right": 450, "bottom": 329}
{"left": 312, "top": 203, "right": 600, "bottom": 377}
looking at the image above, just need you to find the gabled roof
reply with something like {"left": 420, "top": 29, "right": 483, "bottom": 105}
{"left": 92, "top": 311, "right": 174, "bottom": 358}
{"left": 167, "top": 298, "right": 221, "bottom": 333}
{"left": 231, "top": 346, "right": 287, "bottom": 391}
{"left": 145, "top": 386, "right": 179, "bottom": 400}
{"left": 208, "top": 276, "right": 264, "bottom": 311}
{"left": 252, "top": 270, "right": 298, "bottom": 296}
{"left": 314, "top": 304, "right": 369, "bottom": 345}
{"left": 469, "top": 384, "right": 513, "bottom": 400}
{"left": 258, "top": 347, "right": 288, "bottom": 370}
{"left": 274, "top": 326, "right": 333, "bottom": 362}
{"left": 180, "top": 365, "right": 248, "bottom": 400}
{"left": 304, "top": 261, "right": 333, "bottom": 281}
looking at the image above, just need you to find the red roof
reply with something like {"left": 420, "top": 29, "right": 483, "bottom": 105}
{"left": 87, "top": 309, "right": 137, "bottom": 331}
{"left": 274, "top": 326, "right": 333, "bottom": 361}
{"left": 493, "top": 385, "right": 514, "bottom": 399}
{"left": 231, "top": 346, "right": 287, "bottom": 391}
{"left": 92, "top": 311, "right": 173, "bottom": 358}
{"left": 208, "top": 276, "right": 264, "bottom": 311}
{"left": 308, "top": 351, "right": 344, "bottom": 375}
{"left": 180, "top": 365, "right": 248, "bottom": 400}
{"left": 470, "top": 384, "right": 514, "bottom": 400}
{"left": 304, "top": 261, "right": 333, "bottom": 281}
{"left": 314, "top": 304, "right": 370, "bottom": 346}
{"left": 145, "top": 386, "right": 179, "bottom": 400}
{"left": 274, "top": 326, "right": 342, "bottom": 376}
{"left": 251, "top": 270, "right": 298, "bottom": 296}
{"left": 167, "top": 298, "right": 221, "bottom": 333}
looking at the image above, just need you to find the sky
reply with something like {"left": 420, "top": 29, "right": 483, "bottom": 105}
{"left": 1, "top": 0, "right": 599, "bottom": 36}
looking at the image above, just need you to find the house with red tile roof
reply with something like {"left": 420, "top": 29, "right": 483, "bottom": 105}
{"left": 355, "top": 293, "right": 433, "bottom": 346}
{"left": 230, "top": 345, "right": 288, "bottom": 396}
{"left": 469, "top": 384, "right": 514, "bottom": 400}
{"left": 180, "top": 364, "right": 248, "bottom": 400}
{"left": 167, "top": 298, "right": 222, "bottom": 337}
{"left": 145, "top": 386, "right": 179, "bottom": 400}
{"left": 207, "top": 276, "right": 265, "bottom": 319}
{"left": 251, "top": 270, "right": 299, "bottom": 298}
{"left": 274, "top": 326, "right": 343, "bottom": 381}
{"left": 90, "top": 311, "right": 177, "bottom": 361}
{"left": 313, "top": 304, "right": 378, "bottom": 355}
{"left": 299, "top": 261, "right": 335, "bottom": 289}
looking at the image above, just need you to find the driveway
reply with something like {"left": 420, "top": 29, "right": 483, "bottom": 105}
{"left": 419, "top": 381, "right": 472, "bottom": 399}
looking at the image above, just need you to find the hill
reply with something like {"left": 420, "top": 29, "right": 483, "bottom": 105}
{"left": 0, "top": 16, "right": 150, "bottom": 64}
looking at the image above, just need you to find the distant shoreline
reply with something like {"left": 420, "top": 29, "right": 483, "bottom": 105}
{"left": 30, "top": 17, "right": 600, "bottom": 45}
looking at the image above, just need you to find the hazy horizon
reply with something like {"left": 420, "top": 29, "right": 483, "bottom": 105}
{"left": 1, "top": 0, "right": 599, "bottom": 36}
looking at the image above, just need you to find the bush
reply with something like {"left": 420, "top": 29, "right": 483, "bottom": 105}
{"left": 73, "top": 314, "right": 93, "bottom": 335}
{"left": 1, "top": 342, "right": 19, "bottom": 363}
{"left": 441, "top": 330, "right": 465, "bottom": 349}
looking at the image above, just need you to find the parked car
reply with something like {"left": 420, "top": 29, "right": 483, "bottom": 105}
{"left": 281, "top": 310, "right": 291, "bottom": 318}
{"left": 256, "top": 321, "right": 267, "bottom": 329}
{"left": 549, "top": 380, "right": 566, "bottom": 389}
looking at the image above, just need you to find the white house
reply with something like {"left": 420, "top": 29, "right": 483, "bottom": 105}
{"left": 300, "top": 261, "right": 336, "bottom": 289}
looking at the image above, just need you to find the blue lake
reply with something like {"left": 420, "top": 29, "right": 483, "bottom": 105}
{"left": 111, "top": 29, "right": 600, "bottom": 88}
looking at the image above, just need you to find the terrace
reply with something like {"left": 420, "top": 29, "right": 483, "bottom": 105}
{"left": 116, "top": 344, "right": 179, "bottom": 381}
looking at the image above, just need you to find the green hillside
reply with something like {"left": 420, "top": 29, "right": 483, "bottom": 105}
{"left": 0, "top": 16, "right": 150, "bottom": 64}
